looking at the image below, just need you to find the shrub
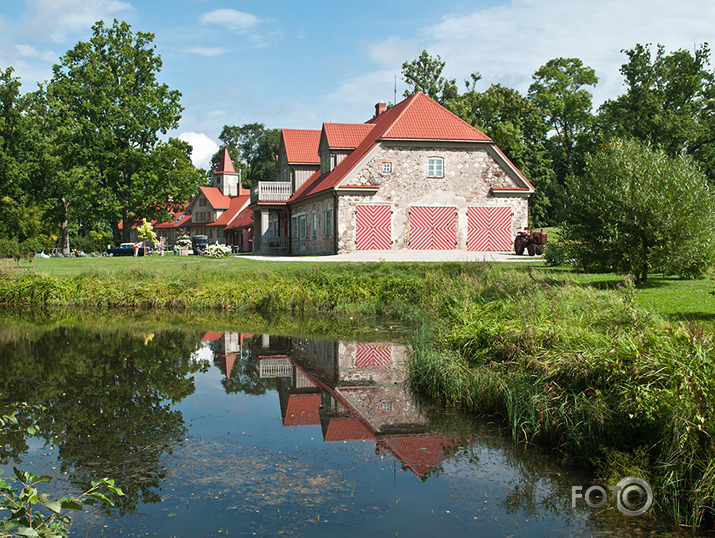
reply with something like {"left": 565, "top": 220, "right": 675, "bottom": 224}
{"left": 205, "top": 244, "right": 232, "bottom": 258}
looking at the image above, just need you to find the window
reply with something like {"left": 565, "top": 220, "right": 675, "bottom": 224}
{"left": 324, "top": 207, "right": 333, "bottom": 237}
{"left": 200, "top": 197, "right": 206, "bottom": 206}
{"left": 312, "top": 212, "right": 317, "bottom": 237}
{"left": 427, "top": 157, "right": 444, "bottom": 178}
{"left": 381, "top": 161, "right": 392, "bottom": 173}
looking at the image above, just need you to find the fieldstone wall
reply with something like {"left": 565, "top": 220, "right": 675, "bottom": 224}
{"left": 336, "top": 144, "right": 529, "bottom": 253}
{"left": 289, "top": 194, "right": 335, "bottom": 254}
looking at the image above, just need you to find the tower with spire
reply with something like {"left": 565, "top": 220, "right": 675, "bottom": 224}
{"left": 213, "top": 148, "right": 243, "bottom": 197}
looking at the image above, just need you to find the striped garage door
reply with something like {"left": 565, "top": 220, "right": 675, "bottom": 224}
{"left": 356, "top": 205, "right": 391, "bottom": 250}
{"left": 409, "top": 206, "right": 456, "bottom": 250}
{"left": 467, "top": 207, "right": 512, "bottom": 251}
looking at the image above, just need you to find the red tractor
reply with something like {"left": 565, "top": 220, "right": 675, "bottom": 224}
{"left": 514, "top": 229, "right": 547, "bottom": 256}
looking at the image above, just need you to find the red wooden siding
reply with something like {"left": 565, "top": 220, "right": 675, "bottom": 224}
{"left": 356, "top": 205, "right": 391, "bottom": 250}
{"left": 409, "top": 206, "right": 456, "bottom": 250}
{"left": 467, "top": 207, "right": 512, "bottom": 251}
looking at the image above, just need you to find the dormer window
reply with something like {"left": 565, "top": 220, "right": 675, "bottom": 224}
{"left": 427, "top": 157, "right": 444, "bottom": 178}
{"left": 381, "top": 161, "right": 392, "bottom": 173}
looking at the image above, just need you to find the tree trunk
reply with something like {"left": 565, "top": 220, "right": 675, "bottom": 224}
{"left": 59, "top": 196, "right": 70, "bottom": 255}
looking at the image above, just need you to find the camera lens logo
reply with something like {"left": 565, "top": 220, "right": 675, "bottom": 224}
{"left": 614, "top": 477, "right": 653, "bottom": 517}
{"left": 571, "top": 476, "right": 653, "bottom": 517}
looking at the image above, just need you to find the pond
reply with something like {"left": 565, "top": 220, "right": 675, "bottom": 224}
{"left": 0, "top": 312, "right": 686, "bottom": 536}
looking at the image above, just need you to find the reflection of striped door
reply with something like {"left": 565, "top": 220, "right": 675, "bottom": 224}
{"left": 356, "top": 344, "right": 392, "bottom": 369}
{"left": 467, "top": 207, "right": 512, "bottom": 251}
{"left": 409, "top": 206, "right": 456, "bottom": 250}
{"left": 356, "top": 205, "right": 391, "bottom": 250}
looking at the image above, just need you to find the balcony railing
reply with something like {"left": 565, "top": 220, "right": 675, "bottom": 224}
{"left": 251, "top": 181, "right": 292, "bottom": 204}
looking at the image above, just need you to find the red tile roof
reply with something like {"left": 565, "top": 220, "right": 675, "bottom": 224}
{"left": 226, "top": 205, "right": 254, "bottom": 230}
{"left": 215, "top": 148, "right": 238, "bottom": 174}
{"left": 289, "top": 92, "right": 498, "bottom": 203}
{"left": 283, "top": 129, "right": 321, "bottom": 163}
{"left": 323, "top": 123, "right": 375, "bottom": 149}
{"left": 200, "top": 186, "right": 231, "bottom": 209}
{"left": 284, "top": 394, "right": 322, "bottom": 427}
{"left": 213, "top": 194, "right": 250, "bottom": 226}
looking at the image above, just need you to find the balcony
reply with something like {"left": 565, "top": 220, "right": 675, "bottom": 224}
{"left": 251, "top": 181, "right": 292, "bottom": 204}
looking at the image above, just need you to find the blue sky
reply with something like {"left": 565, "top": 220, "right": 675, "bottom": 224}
{"left": 2, "top": 0, "right": 714, "bottom": 168}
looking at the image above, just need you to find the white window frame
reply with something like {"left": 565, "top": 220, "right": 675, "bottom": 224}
{"left": 427, "top": 157, "right": 444, "bottom": 178}
{"left": 312, "top": 212, "right": 317, "bottom": 238}
{"left": 381, "top": 161, "right": 392, "bottom": 173}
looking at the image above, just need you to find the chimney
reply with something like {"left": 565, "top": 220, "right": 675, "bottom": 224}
{"left": 375, "top": 102, "right": 386, "bottom": 117}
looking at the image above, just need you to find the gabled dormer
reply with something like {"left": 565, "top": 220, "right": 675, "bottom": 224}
{"left": 275, "top": 129, "right": 320, "bottom": 193}
{"left": 319, "top": 123, "right": 375, "bottom": 174}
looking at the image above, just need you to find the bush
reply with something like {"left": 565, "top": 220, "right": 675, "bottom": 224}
{"left": 543, "top": 241, "right": 570, "bottom": 266}
{"left": 205, "top": 244, "right": 232, "bottom": 258}
{"left": 0, "top": 238, "right": 21, "bottom": 259}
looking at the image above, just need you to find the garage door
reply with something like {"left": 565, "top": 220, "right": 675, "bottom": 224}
{"left": 467, "top": 207, "right": 512, "bottom": 251}
{"left": 409, "top": 206, "right": 456, "bottom": 250}
{"left": 356, "top": 205, "right": 391, "bottom": 250}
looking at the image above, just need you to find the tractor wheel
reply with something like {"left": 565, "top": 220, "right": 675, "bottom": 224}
{"left": 535, "top": 244, "right": 544, "bottom": 255}
{"left": 527, "top": 243, "right": 536, "bottom": 256}
{"left": 514, "top": 236, "right": 525, "bottom": 255}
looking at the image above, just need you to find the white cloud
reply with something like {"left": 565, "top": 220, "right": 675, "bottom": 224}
{"left": 15, "top": 44, "right": 57, "bottom": 63}
{"left": 185, "top": 47, "right": 230, "bottom": 57}
{"left": 24, "top": 0, "right": 133, "bottom": 42}
{"left": 368, "top": 36, "right": 418, "bottom": 67}
{"left": 200, "top": 9, "right": 260, "bottom": 32}
{"left": 178, "top": 132, "right": 219, "bottom": 170}
{"left": 417, "top": 0, "right": 715, "bottom": 107}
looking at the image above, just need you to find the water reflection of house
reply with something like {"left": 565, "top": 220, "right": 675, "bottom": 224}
{"left": 256, "top": 334, "right": 457, "bottom": 478}
{"left": 201, "top": 331, "right": 253, "bottom": 378}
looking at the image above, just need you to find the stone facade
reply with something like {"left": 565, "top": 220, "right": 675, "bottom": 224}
{"left": 289, "top": 193, "right": 336, "bottom": 254}
{"left": 334, "top": 143, "right": 529, "bottom": 253}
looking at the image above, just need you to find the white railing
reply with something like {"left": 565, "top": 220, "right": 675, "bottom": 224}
{"left": 251, "top": 181, "right": 292, "bottom": 204}
{"left": 259, "top": 357, "right": 293, "bottom": 378}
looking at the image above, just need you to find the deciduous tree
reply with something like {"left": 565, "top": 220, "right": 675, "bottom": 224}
{"left": 402, "top": 50, "right": 458, "bottom": 104}
{"left": 49, "top": 20, "right": 200, "bottom": 242}
{"left": 561, "top": 138, "right": 715, "bottom": 283}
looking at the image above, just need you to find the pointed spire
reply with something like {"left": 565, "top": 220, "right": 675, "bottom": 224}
{"left": 215, "top": 148, "right": 237, "bottom": 175}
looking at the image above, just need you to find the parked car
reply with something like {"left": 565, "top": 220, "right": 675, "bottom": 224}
{"left": 106, "top": 243, "right": 145, "bottom": 256}
{"left": 191, "top": 235, "right": 209, "bottom": 255}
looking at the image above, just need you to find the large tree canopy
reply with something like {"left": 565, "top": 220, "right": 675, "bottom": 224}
{"left": 448, "top": 80, "right": 554, "bottom": 226}
{"left": 561, "top": 138, "right": 715, "bottom": 283}
{"left": 211, "top": 123, "right": 280, "bottom": 187}
{"left": 597, "top": 43, "right": 715, "bottom": 182}
{"left": 49, "top": 19, "right": 200, "bottom": 242}
{"left": 528, "top": 57, "right": 598, "bottom": 178}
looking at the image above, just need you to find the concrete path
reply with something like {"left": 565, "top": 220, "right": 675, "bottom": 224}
{"left": 243, "top": 250, "right": 544, "bottom": 263}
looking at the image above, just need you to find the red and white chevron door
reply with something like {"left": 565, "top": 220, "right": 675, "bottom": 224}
{"left": 467, "top": 207, "right": 512, "bottom": 251}
{"left": 409, "top": 206, "right": 456, "bottom": 250}
{"left": 356, "top": 205, "right": 391, "bottom": 250}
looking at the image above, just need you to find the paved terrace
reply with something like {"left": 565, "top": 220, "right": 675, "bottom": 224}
{"left": 243, "top": 250, "right": 545, "bottom": 263}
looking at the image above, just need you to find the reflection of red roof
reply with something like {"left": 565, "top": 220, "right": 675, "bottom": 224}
{"left": 283, "top": 129, "right": 321, "bottom": 163}
{"left": 284, "top": 394, "right": 322, "bottom": 426}
{"left": 220, "top": 353, "right": 236, "bottom": 378}
{"left": 378, "top": 434, "right": 451, "bottom": 477}
{"left": 202, "top": 331, "right": 222, "bottom": 342}
{"left": 324, "top": 417, "right": 375, "bottom": 442}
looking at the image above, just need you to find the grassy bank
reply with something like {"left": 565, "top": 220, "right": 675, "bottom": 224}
{"left": 1, "top": 256, "right": 714, "bottom": 529}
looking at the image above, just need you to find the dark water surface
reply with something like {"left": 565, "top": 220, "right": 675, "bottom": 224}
{"left": 0, "top": 313, "right": 684, "bottom": 536}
